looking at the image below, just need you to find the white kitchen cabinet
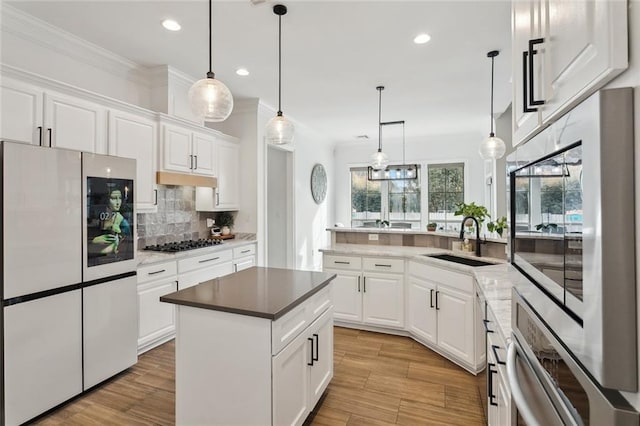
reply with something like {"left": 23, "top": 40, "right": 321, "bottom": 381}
{"left": 233, "top": 243, "right": 257, "bottom": 272}
{"left": 108, "top": 109, "right": 158, "bottom": 211}
{"left": 161, "top": 123, "right": 215, "bottom": 176}
{"left": 0, "top": 78, "right": 106, "bottom": 152}
{"left": 44, "top": 91, "right": 106, "bottom": 153}
{"left": 0, "top": 78, "right": 43, "bottom": 145}
{"left": 408, "top": 261, "right": 479, "bottom": 370}
{"left": 137, "top": 260, "right": 178, "bottom": 354}
{"left": 273, "top": 307, "right": 333, "bottom": 426}
{"left": 407, "top": 276, "right": 437, "bottom": 345}
{"left": 214, "top": 137, "right": 240, "bottom": 210}
{"left": 486, "top": 303, "right": 511, "bottom": 426}
{"left": 511, "top": 0, "right": 628, "bottom": 146}
{"left": 324, "top": 254, "right": 404, "bottom": 329}
{"left": 177, "top": 247, "right": 233, "bottom": 290}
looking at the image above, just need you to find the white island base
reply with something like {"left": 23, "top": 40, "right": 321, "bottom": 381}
{"left": 163, "top": 267, "right": 335, "bottom": 426}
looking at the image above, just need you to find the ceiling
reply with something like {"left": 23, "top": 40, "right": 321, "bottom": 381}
{"left": 5, "top": 1, "right": 513, "bottom": 147}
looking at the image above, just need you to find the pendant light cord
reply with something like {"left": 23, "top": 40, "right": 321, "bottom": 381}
{"left": 207, "top": 0, "right": 214, "bottom": 77}
{"left": 377, "top": 86, "right": 383, "bottom": 152}
{"left": 490, "top": 54, "right": 494, "bottom": 135}
{"left": 278, "top": 13, "right": 282, "bottom": 114}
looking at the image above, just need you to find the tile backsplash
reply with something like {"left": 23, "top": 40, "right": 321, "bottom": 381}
{"left": 137, "top": 186, "right": 213, "bottom": 248}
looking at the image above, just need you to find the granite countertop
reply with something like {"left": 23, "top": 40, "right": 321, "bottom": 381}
{"left": 137, "top": 239, "right": 257, "bottom": 266}
{"left": 160, "top": 267, "right": 336, "bottom": 320}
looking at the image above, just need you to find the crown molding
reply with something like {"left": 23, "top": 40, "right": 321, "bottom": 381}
{"left": 1, "top": 4, "right": 149, "bottom": 87}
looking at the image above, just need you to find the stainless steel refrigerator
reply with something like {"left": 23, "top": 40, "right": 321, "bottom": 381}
{"left": 1, "top": 141, "right": 138, "bottom": 425}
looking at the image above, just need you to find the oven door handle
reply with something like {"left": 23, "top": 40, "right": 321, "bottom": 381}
{"left": 507, "top": 341, "right": 541, "bottom": 426}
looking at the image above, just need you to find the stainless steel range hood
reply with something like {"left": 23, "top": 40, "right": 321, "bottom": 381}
{"left": 156, "top": 171, "right": 217, "bottom": 188}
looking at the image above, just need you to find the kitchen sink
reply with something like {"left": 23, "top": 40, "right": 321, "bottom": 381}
{"left": 423, "top": 253, "right": 494, "bottom": 267}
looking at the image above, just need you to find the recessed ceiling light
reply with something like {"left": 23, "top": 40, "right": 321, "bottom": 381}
{"left": 413, "top": 33, "right": 431, "bottom": 44}
{"left": 162, "top": 19, "right": 181, "bottom": 31}
{"left": 236, "top": 68, "right": 250, "bottom": 76}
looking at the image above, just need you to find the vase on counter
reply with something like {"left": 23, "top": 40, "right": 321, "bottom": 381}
{"left": 221, "top": 226, "right": 231, "bottom": 236}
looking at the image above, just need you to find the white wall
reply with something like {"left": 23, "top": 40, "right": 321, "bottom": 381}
{"left": 333, "top": 132, "right": 488, "bottom": 229}
{"left": 291, "top": 124, "right": 334, "bottom": 271}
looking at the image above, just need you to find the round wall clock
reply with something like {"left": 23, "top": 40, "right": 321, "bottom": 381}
{"left": 310, "top": 163, "right": 327, "bottom": 204}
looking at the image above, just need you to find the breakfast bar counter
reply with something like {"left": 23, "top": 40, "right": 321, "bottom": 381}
{"left": 161, "top": 267, "right": 336, "bottom": 425}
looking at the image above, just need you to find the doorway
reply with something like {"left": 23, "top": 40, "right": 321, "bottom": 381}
{"left": 267, "top": 146, "right": 294, "bottom": 268}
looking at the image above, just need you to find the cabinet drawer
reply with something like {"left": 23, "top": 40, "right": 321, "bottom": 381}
{"left": 138, "top": 261, "right": 177, "bottom": 284}
{"left": 272, "top": 302, "right": 308, "bottom": 356}
{"left": 271, "top": 285, "right": 332, "bottom": 356}
{"left": 178, "top": 249, "right": 232, "bottom": 274}
{"left": 233, "top": 244, "right": 255, "bottom": 258}
{"left": 409, "top": 261, "right": 472, "bottom": 293}
{"left": 323, "top": 255, "right": 361, "bottom": 271}
{"left": 363, "top": 257, "right": 404, "bottom": 273}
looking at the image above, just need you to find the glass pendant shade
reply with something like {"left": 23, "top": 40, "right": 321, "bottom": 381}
{"left": 370, "top": 150, "right": 389, "bottom": 170}
{"left": 479, "top": 134, "right": 506, "bottom": 160}
{"left": 189, "top": 74, "right": 234, "bottom": 122}
{"left": 265, "top": 113, "right": 295, "bottom": 145}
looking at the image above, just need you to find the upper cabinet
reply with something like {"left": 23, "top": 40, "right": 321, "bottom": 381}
{"left": 512, "top": 0, "right": 628, "bottom": 146}
{"left": 161, "top": 123, "right": 216, "bottom": 177}
{"left": 108, "top": 109, "right": 158, "bottom": 212}
{"left": 1, "top": 78, "right": 107, "bottom": 153}
{"left": 215, "top": 137, "right": 240, "bottom": 210}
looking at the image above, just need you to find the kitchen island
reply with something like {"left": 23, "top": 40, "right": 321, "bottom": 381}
{"left": 160, "top": 266, "right": 336, "bottom": 426}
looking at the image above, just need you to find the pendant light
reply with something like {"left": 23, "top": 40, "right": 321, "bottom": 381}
{"left": 188, "top": 0, "right": 233, "bottom": 122}
{"left": 265, "top": 4, "right": 295, "bottom": 145}
{"left": 479, "top": 50, "right": 506, "bottom": 160}
{"left": 370, "top": 85, "right": 389, "bottom": 170}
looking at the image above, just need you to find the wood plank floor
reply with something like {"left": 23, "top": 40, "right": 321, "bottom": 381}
{"left": 33, "top": 327, "right": 487, "bottom": 425}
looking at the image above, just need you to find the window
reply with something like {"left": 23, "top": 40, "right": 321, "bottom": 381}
{"left": 427, "top": 163, "right": 464, "bottom": 231}
{"left": 351, "top": 168, "right": 381, "bottom": 227}
{"left": 350, "top": 166, "right": 421, "bottom": 228}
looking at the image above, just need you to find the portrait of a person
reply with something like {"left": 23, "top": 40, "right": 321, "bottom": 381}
{"left": 87, "top": 179, "right": 134, "bottom": 266}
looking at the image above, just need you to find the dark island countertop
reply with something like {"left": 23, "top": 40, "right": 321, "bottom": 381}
{"left": 160, "top": 266, "right": 336, "bottom": 320}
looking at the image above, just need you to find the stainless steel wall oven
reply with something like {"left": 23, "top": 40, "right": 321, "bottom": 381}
{"left": 508, "top": 87, "right": 636, "bottom": 392}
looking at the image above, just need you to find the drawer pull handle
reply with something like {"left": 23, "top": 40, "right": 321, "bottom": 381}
{"left": 334, "top": 261, "right": 350, "bottom": 264}
{"left": 488, "top": 362, "right": 498, "bottom": 407}
{"left": 148, "top": 269, "right": 166, "bottom": 276}
{"left": 363, "top": 277, "right": 366, "bottom": 293}
{"left": 241, "top": 249, "right": 251, "bottom": 254}
{"left": 435, "top": 290, "right": 440, "bottom": 310}
{"left": 199, "top": 256, "right": 220, "bottom": 263}
{"left": 374, "top": 264, "right": 391, "bottom": 267}
{"left": 492, "top": 344, "right": 506, "bottom": 365}
{"left": 37, "top": 126, "right": 43, "bottom": 146}
{"left": 357, "top": 276, "right": 361, "bottom": 292}
{"left": 307, "top": 337, "right": 315, "bottom": 366}
{"left": 483, "top": 319, "right": 495, "bottom": 333}
{"left": 313, "top": 333, "right": 319, "bottom": 362}
{"left": 430, "top": 289, "right": 434, "bottom": 308}
{"left": 47, "top": 128, "right": 52, "bottom": 147}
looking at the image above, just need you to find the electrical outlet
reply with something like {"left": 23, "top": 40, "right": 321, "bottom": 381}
{"left": 369, "top": 234, "right": 379, "bottom": 241}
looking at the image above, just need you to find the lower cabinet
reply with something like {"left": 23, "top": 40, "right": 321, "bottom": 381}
{"left": 137, "top": 260, "right": 178, "bottom": 354}
{"left": 486, "top": 305, "right": 511, "bottom": 425}
{"left": 233, "top": 243, "right": 257, "bottom": 272}
{"left": 177, "top": 248, "right": 233, "bottom": 290}
{"left": 272, "top": 308, "right": 333, "bottom": 426}
{"left": 408, "top": 262, "right": 477, "bottom": 369}
{"left": 324, "top": 255, "right": 404, "bottom": 329}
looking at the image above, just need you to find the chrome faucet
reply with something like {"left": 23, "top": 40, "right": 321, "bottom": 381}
{"left": 459, "top": 216, "right": 483, "bottom": 257}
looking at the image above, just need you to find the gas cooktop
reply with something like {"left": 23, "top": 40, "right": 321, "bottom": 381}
{"left": 144, "top": 239, "right": 222, "bottom": 253}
